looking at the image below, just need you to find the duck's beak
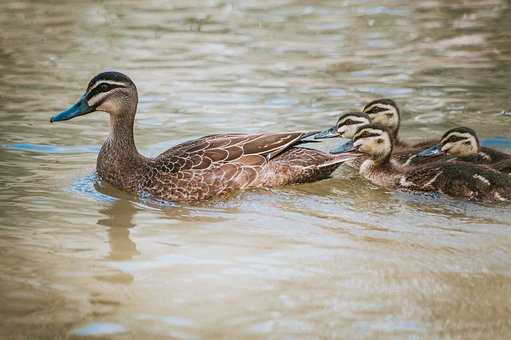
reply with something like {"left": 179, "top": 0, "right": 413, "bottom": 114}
{"left": 314, "top": 126, "right": 339, "bottom": 139}
{"left": 417, "top": 144, "right": 442, "bottom": 157}
{"left": 50, "top": 96, "right": 92, "bottom": 123}
{"left": 330, "top": 140, "right": 359, "bottom": 154}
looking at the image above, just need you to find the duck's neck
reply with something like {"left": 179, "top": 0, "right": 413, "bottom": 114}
{"left": 108, "top": 114, "right": 139, "bottom": 156}
{"left": 359, "top": 154, "right": 398, "bottom": 187}
{"left": 391, "top": 129, "right": 403, "bottom": 147}
{"left": 97, "top": 113, "right": 146, "bottom": 190}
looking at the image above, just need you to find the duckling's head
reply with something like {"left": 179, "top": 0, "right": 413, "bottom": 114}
{"left": 418, "top": 127, "right": 480, "bottom": 158}
{"left": 439, "top": 127, "right": 480, "bottom": 157}
{"left": 314, "top": 112, "right": 370, "bottom": 140}
{"left": 331, "top": 123, "right": 393, "bottom": 162}
{"left": 362, "top": 99, "right": 400, "bottom": 138}
{"left": 50, "top": 71, "right": 137, "bottom": 123}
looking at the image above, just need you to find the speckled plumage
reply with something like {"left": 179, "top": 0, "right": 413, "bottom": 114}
{"left": 53, "top": 72, "right": 347, "bottom": 201}
{"left": 98, "top": 130, "right": 345, "bottom": 201}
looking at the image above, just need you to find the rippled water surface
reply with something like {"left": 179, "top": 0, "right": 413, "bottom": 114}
{"left": 1, "top": 0, "right": 511, "bottom": 338}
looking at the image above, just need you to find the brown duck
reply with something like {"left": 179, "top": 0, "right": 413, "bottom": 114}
{"left": 50, "top": 72, "right": 348, "bottom": 201}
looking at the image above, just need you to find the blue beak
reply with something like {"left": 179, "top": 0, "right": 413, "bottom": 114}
{"left": 330, "top": 140, "right": 358, "bottom": 154}
{"left": 417, "top": 144, "right": 442, "bottom": 157}
{"left": 50, "top": 96, "right": 92, "bottom": 123}
{"left": 314, "top": 126, "right": 339, "bottom": 139}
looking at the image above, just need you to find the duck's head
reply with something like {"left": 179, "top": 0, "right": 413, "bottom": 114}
{"left": 418, "top": 127, "right": 480, "bottom": 158}
{"left": 362, "top": 99, "right": 400, "bottom": 138}
{"left": 50, "top": 71, "right": 137, "bottom": 123}
{"left": 331, "top": 123, "right": 393, "bottom": 162}
{"left": 314, "top": 112, "right": 370, "bottom": 140}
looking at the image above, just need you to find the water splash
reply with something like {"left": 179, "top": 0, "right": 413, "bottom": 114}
{"left": 69, "top": 173, "right": 117, "bottom": 203}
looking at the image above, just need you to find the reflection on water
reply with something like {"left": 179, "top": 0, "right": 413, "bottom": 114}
{"left": 1, "top": 0, "right": 511, "bottom": 338}
{"left": 98, "top": 197, "right": 140, "bottom": 261}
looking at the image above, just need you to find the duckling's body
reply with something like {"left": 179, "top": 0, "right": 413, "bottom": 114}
{"left": 333, "top": 124, "right": 511, "bottom": 202}
{"left": 51, "top": 72, "right": 346, "bottom": 201}
{"left": 361, "top": 158, "right": 511, "bottom": 201}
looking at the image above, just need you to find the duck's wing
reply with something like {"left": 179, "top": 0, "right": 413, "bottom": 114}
{"left": 481, "top": 147, "right": 511, "bottom": 163}
{"left": 493, "top": 159, "right": 511, "bottom": 174}
{"left": 399, "top": 162, "right": 511, "bottom": 200}
{"left": 397, "top": 164, "right": 448, "bottom": 191}
{"left": 154, "top": 131, "right": 314, "bottom": 172}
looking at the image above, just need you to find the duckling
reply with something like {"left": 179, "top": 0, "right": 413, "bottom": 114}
{"left": 314, "top": 111, "right": 371, "bottom": 140}
{"left": 331, "top": 124, "right": 511, "bottom": 202}
{"left": 50, "top": 71, "right": 352, "bottom": 201}
{"left": 418, "top": 127, "right": 511, "bottom": 174}
{"left": 313, "top": 112, "right": 370, "bottom": 169}
{"left": 314, "top": 110, "right": 438, "bottom": 167}
{"left": 362, "top": 99, "right": 435, "bottom": 151}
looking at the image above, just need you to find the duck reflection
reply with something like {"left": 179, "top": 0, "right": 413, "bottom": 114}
{"left": 96, "top": 184, "right": 140, "bottom": 261}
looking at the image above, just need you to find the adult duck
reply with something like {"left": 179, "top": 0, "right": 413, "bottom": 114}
{"left": 331, "top": 124, "right": 511, "bottom": 202}
{"left": 50, "top": 71, "right": 350, "bottom": 201}
{"left": 418, "top": 127, "right": 511, "bottom": 174}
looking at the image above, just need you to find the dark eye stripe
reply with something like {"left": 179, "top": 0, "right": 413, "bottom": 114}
{"left": 365, "top": 106, "right": 388, "bottom": 114}
{"left": 443, "top": 135, "right": 466, "bottom": 144}
{"left": 86, "top": 83, "right": 125, "bottom": 102}
{"left": 340, "top": 119, "right": 358, "bottom": 126}
{"left": 354, "top": 131, "right": 380, "bottom": 140}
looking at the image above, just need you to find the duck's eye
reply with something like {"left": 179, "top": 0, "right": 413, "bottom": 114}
{"left": 100, "top": 84, "right": 109, "bottom": 91}
{"left": 376, "top": 138, "right": 384, "bottom": 144}
{"left": 365, "top": 106, "right": 387, "bottom": 114}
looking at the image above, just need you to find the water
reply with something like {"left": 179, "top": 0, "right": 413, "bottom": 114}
{"left": 1, "top": 0, "right": 511, "bottom": 338}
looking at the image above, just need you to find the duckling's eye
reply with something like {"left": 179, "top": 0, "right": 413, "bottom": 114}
{"left": 376, "top": 138, "right": 384, "bottom": 144}
{"left": 365, "top": 106, "right": 386, "bottom": 114}
{"left": 341, "top": 119, "right": 357, "bottom": 126}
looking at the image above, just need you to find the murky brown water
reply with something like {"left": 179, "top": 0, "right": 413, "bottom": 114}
{"left": 1, "top": 0, "right": 511, "bottom": 338}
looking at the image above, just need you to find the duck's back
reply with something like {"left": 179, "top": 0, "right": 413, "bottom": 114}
{"left": 139, "top": 132, "right": 342, "bottom": 200}
{"left": 465, "top": 147, "right": 511, "bottom": 170}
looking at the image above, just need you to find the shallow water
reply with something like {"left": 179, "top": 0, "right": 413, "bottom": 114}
{"left": 1, "top": 0, "right": 511, "bottom": 338}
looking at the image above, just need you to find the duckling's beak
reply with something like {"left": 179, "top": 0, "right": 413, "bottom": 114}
{"left": 314, "top": 126, "right": 339, "bottom": 139}
{"left": 50, "top": 96, "right": 92, "bottom": 123}
{"left": 330, "top": 140, "right": 359, "bottom": 154}
{"left": 417, "top": 144, "right": 442, "bottom": 157}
